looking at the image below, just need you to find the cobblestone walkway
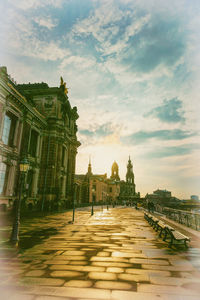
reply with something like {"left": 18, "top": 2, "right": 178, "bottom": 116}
{"left": 1, "top": 207, "right": 200, "bottom": 299}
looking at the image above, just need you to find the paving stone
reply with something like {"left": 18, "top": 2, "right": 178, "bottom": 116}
{"left": 142, "top": 264, "right": 195, "bottom": 271}
{"left": 88, "top": 271, "right": 117, "bottom": 280}
{"left": 50, "top": 271, "right": 84, "bottom": 278}
{"left": 69, "top": 261, "right": 88, "bottom": 265}
{"left": 137, "top": 284, "right": 200, "bottom": 295}
{"left": 106, "top": 267, "right": 124, "bottom": 273}
{"left": 97, "top": 252, "right": 110, "bottom": 257}
{"left": 81, "top": 248, "right": 96, "bottom": 251}
{"left": 118, "top": 273, "right": 149, "bottom": 282}
{"left": 81, "top": 266, "right": 106, "bottom": 272}
{"left": 90, "top": 256, "right": 129, "bottom": 262}
{"left": 95, "top": 280, "right": 132, "bottom": 290}
{"left": 20, "top": 277, "right": 65, "bottom": 286}
{"left": 126, "top": 268, "right": 171, "bottom": 277}
{"left": 64, "top": 255, "right": 87, "bottom": 261}
{"left": 129, "top": 258, "right": 169, "bottom": 265}
{"left": 149, "top": 276, "right": 200, "bottom": 286}
{"left": 25, "top": 270, "right": 46, "bottom": 277}
{"left": 35, "top": 296, "right": 71, "bottom": 300}
{"left": 112, "top": 251, "right": 144, "bottom": 258}
{"left": 21, "top": 286, "right": 111, "bottom": 299}
{"left": 64, "top": 280, "right": 93, "bottom": 288}
{"left": 45, "top": 260, "right": 70, "bottom": 265}
{"left": 0, "top": 290, "right": 35, "bottom": 300}
{"left": 62, "top": 250, "right": 85, "bottom": 256}
{"left": 30, "top": 264, "right": 47, "bottom": 270}
{"left": 49, "top": 265, "right": 105, "bottom": 272}
{"left": 92, "top": 261, "right": 132, "bottom": 268}
{"left": 111, "top": 290, "right": 165, "bottom": 300}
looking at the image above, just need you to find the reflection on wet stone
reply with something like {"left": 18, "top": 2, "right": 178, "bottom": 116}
{"left": 1, "top": 207, "right": 200, "bottom": 300}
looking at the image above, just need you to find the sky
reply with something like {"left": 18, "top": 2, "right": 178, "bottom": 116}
{"left": 0, "top": 0, "right": 200, "bottom": 199}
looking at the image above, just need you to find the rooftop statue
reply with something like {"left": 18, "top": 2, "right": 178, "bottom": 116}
{"left": 60, "top": 76, "right": 68, "bottom": 95}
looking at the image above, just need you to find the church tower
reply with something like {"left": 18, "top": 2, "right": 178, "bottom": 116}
{"left": 126, "top": 156, "right": 134, "bottom": 184}
{"left": 87, "top": 156, "right": 92, "bottom": 176}
{"left": 110, "top": 161, "right": 120, "bottom": 181}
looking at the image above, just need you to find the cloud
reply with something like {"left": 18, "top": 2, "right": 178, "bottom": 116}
{"left": 33, "top": 16, "right": 58, "bottom": 30}
{"left": 147, "top": 143, "right": 200, "bottom": 158}
{"left": 79, "top": 122, "right": 114, "bottom": 138}
{"left": 8, "top": 0, "right": 64, "bottom": 10}
{"left": 59, "top": 56, "right": 96, "bottom": 70}
{"left": 121, "top": 129, "right": 196, "bottom": 144}
{"left": 120, "top": 14, "right": 186, "bottom": 74}
{"left": 145, "top": 97, "right": 185, "bottom": 123}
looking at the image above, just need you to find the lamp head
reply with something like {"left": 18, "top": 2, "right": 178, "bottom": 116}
{"left": 19, "top": 158, "right": 29, "bottom": 173}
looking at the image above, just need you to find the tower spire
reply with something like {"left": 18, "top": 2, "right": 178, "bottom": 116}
{"left": 87, "top": 155, "right": 92, "bottom": 175}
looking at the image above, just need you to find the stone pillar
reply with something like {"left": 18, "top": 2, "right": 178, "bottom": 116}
{"left": 4, "top": 161, "right": 17, "bottom": 197}
{"left": 17, "top": 121, "right": 23, "bottom": 152}
{"left": 0, "top": 108, "right": 6, "bottom": 141}
{"left": 36, "top": 134, "right": 41, "bottom": 158}
{"left": 13, "top": 119, "right": 20, "bottom": 147}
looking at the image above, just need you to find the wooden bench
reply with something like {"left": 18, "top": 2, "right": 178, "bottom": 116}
{"left": 144, "top": 213, "right": 190, "bottom": 248}
{"left": 165, "top": 227, "right": 190, "bottom": 248}
{"left": 144, "top": 213, "right": 158, "bottom": 228}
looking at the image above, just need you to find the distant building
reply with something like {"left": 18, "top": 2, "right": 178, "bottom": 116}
{"left": 153, "top": 189, "right": 171, "bottom": 198}
{"left": 191, "top": 195, "right": 199, "bottom": 201}
{"left": 0, "top": 66, "right": 80, "bottom": 211}
{"left": 145, "top": 188, "right": 180, "bottom": 208}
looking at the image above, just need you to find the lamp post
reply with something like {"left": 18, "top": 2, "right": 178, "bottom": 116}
{"left": 91, "top": 188, "right": 95, "bottom": 216}
{"left": 72, "top": 183, "right": 77, "bottom": 222}
{"left": 10, "top": 158, "right": 29, "bottom": 244}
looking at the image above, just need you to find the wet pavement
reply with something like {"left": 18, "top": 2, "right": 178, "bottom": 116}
{"left": 0, "top": 206, "right": 200, "bottom": 299}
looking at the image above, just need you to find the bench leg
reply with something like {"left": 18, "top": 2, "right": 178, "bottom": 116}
{"left": 163, "top": 230, "right": 167, "bottom": 241}
{"left": 169, "top": 236, "right": 174, "bottom": 248}
{"left": 184, "top": 240, "right": 188, "bottom": 249}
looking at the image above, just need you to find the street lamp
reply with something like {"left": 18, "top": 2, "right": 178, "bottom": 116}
{"left": 72, "top": 183, "right": 77, "bottom": 222}
{"left": 91, "top": 188, "right": 95, "bottom": 216}
{"left": 10, "top": 158, "right": 29, "bottom": 244}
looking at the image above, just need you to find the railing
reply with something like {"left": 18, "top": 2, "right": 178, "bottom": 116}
{"left": 162, "top": 207, "right": 200, "bottom": 231}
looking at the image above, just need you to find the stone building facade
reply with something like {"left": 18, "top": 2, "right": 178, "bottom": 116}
{"left": 0, "top": 67, "right": 80, "bottom": 211}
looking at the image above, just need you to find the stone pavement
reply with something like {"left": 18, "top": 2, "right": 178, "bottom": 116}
{"left": 0, "top": 207, "right": 200, "bottom": 300}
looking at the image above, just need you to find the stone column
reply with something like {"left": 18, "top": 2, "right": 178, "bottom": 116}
{"left": 0, "top": 108, "right": 6, "bottom": 141}
{"left": 36, "top": 134, "right": 41, "bottom": 158}
{"left": 16, "top": 121, "right": 23, "bottom": 152}
{"left": 13, "top": 119, "right": 20, "bottom": 147}
{"left": 5, "top": 164, "right": 15, "bottom": 196}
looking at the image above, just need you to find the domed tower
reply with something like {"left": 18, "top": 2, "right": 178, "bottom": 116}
{"left": 126, "top": 156, "right": 135, "bottom": 187}
{"left": 86, "top": 156, "right": 92, "bottom": 176}
{"left": 110, "top": 161, "right": 120, "bottom": 181}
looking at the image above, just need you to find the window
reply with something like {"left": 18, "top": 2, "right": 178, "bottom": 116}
{"left": 29, "top": 130, "right": 38, "bottom": 157}
{"left": 0, "top": 163, "right": 7, "bottom": 194}
{"left": 109, "top": 187, "right": 112, "bottom": 193}
{"left": 92, "top": 184, "right": 96, "bottom": 191}
{"left": 2, "top": 112, "right": 17, "bottom": 146}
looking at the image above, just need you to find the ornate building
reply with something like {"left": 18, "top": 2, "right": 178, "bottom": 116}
{"left": 119, "top": 156, "right": 140, "bottom": 202}
{"left": 0, "top": 66, "right": 80, "bottom": 211}
{"left": 75, "top": 160, "right": 120, "bottom": 204}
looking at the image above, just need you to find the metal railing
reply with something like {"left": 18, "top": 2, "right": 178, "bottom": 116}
{"left": 162, "top": 207, "right": 200, "bottom": 231}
